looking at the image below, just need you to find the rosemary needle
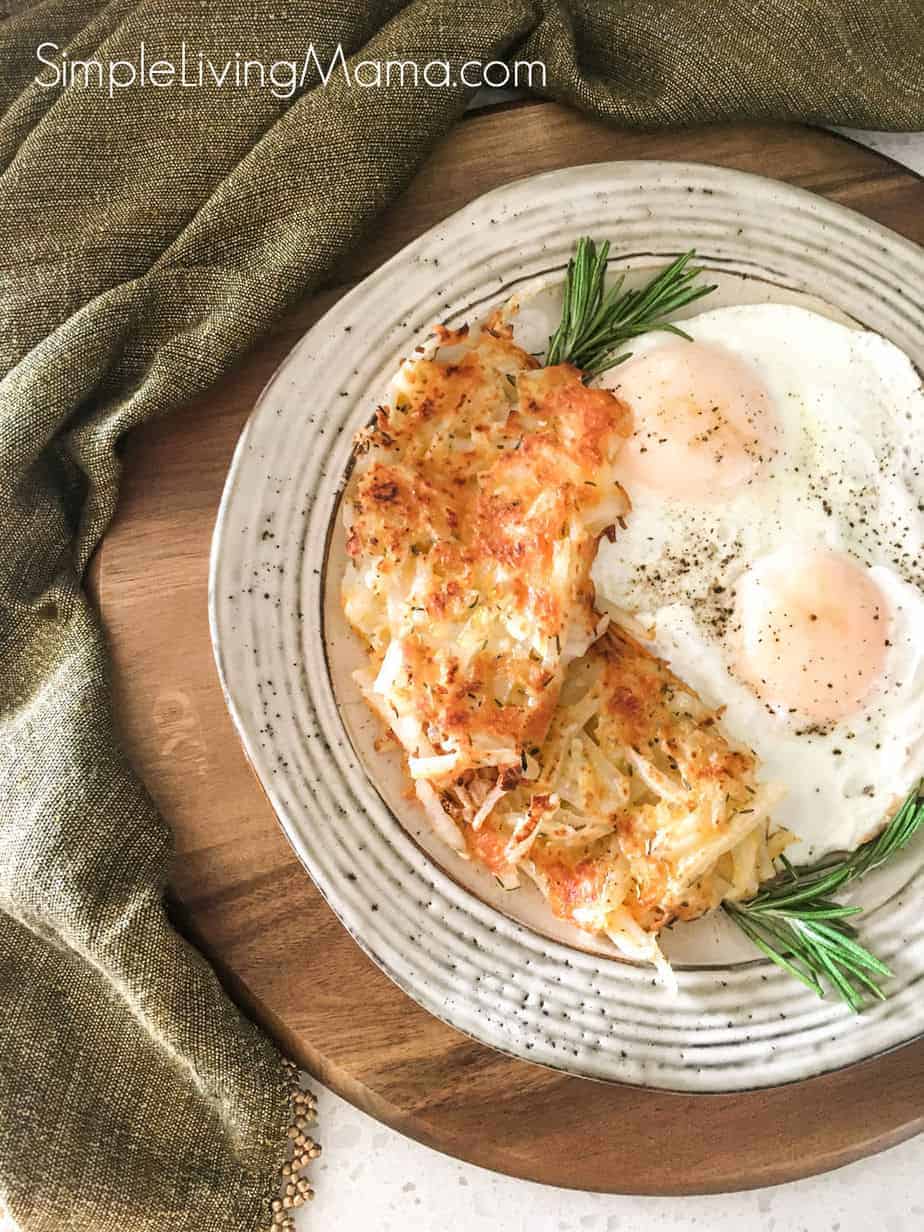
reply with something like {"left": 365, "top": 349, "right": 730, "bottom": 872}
{"left": 546, "top": 238, "right": 717, "bottom": 376}
{"left": 725, "top": 782, "right": 924, "bottom": 1012}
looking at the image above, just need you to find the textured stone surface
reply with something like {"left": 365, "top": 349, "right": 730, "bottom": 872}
{"left": 298, "top": 1079, "right": 924, "bottom": 1231}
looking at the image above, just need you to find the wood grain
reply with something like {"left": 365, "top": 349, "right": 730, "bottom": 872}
{"left": 96, "top": 102, "right": 924, "bottom": 1193}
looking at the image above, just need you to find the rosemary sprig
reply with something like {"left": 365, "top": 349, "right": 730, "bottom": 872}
{"left": 725, "top": 782, "right": 924, "bottom": 1011}
{"left": 546, "top": 238, "right": 717, "bottom": 376}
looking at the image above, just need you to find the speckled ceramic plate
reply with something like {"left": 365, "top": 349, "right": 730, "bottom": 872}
{"left": 210, "top": 162, "right": 924, "bottom": 1093}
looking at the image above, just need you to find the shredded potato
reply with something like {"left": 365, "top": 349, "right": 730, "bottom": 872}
{"left": 342, "top": 319, "right": 787, "bottom": 979}
{"left": 343, "top": 320, "right": 631, "bottom": 832}
{"left": 472, "top": 628, "right": 788, "bottom": 973}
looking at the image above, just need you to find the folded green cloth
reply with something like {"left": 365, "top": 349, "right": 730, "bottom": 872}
{"left": 0, "top": 3, "right": 921, "bottom": 1229}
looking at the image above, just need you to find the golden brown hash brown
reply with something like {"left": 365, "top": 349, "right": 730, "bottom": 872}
{"left": 343, "top": 320, "right": 631, "bottom": 796}
{"left": 342, "top": 318, "right": 783, "bottom": 963}
{"left": 471, "top": 626, "right": 783, "bottom": 941}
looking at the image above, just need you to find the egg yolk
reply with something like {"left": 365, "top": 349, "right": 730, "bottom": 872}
{"left": 733, "top": 546, "right": 891, "bottom": 722}
{"left": 599, "top": 340, "right": 779, "bottom": 502}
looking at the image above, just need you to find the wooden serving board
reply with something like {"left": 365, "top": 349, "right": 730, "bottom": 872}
{"left": 95, "top": 102, "right": 924, "bottom": 1193}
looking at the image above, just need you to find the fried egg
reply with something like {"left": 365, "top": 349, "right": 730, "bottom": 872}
{"left": 590, "top": 303, "right": 924, "bottom": 859}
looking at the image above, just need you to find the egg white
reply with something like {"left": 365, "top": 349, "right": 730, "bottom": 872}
{"left": 590, "top": 304, "right": 924, "bottom": 859}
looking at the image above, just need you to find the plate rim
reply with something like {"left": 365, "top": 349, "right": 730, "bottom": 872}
{"left": 209, "top": 157, "right": 924, "bottom": 1097}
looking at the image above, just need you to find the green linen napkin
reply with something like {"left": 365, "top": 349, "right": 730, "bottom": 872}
{"left": 0, "top": 3, "right": 921, "bottom": 1230}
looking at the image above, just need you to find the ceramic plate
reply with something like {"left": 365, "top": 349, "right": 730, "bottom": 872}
{"left": 209, "top": 162, "right": 924, "bottom": 1092}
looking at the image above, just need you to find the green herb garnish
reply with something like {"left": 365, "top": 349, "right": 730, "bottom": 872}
{"left": 725, "top": 782, "right": 924, "bottom": 1011}
{"left": 546, "top": 239, "right": 716, "bottom": 376}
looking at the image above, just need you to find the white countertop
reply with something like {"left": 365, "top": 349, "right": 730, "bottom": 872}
{"left": 299, "top": 1082, "right": 924, "bottom": 1232}
{"left": 295, "top": 126, "right": 924, "bottom": 1232}
{"left": 834, "top": 128, "right": 924, "bottom": 174}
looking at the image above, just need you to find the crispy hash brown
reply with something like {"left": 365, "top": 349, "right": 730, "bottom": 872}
{"left": 342, "top": 317, "right": 785, "bottom": 974}
{"left": 469, "top": 627, "right": 786, "bottom": 977}
{"left": 342, "top": 320, "right": 631, "bottom": 850}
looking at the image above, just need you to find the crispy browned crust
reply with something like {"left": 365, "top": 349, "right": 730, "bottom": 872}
{"left": 343, "top": 325, "right": 631, "bottom": 791}
{"left": 482, "top": 627, "right": 772, "bottom": 934}
{"left": 343, "top": 324, "right": 779, "bottom": 959}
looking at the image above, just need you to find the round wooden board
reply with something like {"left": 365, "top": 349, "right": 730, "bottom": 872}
{"left": 95, "top": 104, "right": 924, "bottom": 1194}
